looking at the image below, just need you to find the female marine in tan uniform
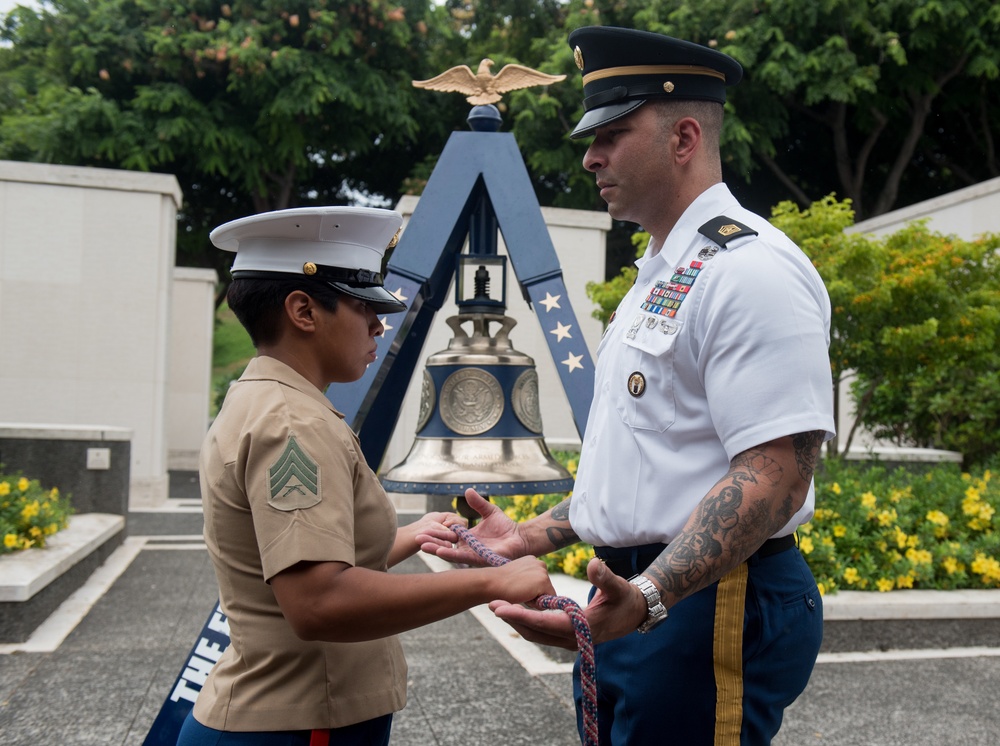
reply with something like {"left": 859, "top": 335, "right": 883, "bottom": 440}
{"left": 177, "top": 206, "right": 554, "bottom": 746}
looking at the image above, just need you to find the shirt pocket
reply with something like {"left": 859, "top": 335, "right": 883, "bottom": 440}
{"left": 612, "top": 315, "right": 681, "bottom": 433}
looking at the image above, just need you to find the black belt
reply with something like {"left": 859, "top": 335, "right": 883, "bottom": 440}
{"left": 594, "top": 534, "right": 796, "bottom": 578}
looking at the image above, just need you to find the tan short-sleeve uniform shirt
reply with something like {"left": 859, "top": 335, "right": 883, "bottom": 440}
{"left": 194, "top": 356, "right": 406, "bottom": 731}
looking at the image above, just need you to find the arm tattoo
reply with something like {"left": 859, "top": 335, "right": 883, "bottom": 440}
{"left": 551, "top": 499, "right": 571, "bottom": 521}
{"left": 544, "top": 499, "right": 579, "bottom": 550}
{"left": 792, "top": 430, "right": 824, "bottom": 482}
{"left": 645, "top": 433, "right": 821, "bottom": 601}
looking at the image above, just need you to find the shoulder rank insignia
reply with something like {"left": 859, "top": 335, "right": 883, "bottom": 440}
{"left": 697, "top": 216, "right": 758, "bottom": 248}
{"left": 268, "top": 435, "right": 321, "bottom": 510}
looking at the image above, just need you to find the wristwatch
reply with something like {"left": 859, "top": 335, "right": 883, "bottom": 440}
{"left": 628, "top": 574, "right": 668, "bottom": 633}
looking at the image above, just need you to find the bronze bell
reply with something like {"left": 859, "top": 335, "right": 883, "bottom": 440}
{"left": 382, "top": 262, "right": 572, "bottom": 500}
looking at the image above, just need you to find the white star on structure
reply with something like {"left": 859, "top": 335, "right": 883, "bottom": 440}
{"left": 539, "top": 292, "right": 561, "bottom": 311}
{"left": 389, "top": 288, "right": 409, "bottom": 303}
{"left": 561, "top": 352, "right": 584, "bottom": 372}
{"left": 549, "top": 321, "right": 573, "bottom": 342}
{"left": 380, "top": 317, "right": 393, "bottom": 333}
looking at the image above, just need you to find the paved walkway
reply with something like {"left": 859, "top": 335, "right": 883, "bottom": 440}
{"left": 1, "top": 494, "right": 998, "bottom": 745}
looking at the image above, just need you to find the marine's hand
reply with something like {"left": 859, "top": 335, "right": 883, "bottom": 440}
{"left": 407, "top": 511, "right": 467, "bottom": 543}
{"left": 417, "top": 489, "right": 526, "bottom": 566}
{"left": 490, "top": 555, "right": 556, "bottom": 604}
{"left": 489, "top": 557, "right": 648, "bottom": 649}
{"left": 388, "top": 511, "right": 467, "bottom": 568}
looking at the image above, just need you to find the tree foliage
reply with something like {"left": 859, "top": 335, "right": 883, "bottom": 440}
{"left": 0, "top": 0, "right": 463, "bottom": 295}
{"left": 3, "top": 0, "right": 1000, "bottom": 283}
{"left": 775, "top": 198, "right": 1000, "bottom": 466}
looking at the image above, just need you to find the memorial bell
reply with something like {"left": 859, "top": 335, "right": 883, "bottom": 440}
{"left": 381, "top": 252, "right": 574, "bottom": 503}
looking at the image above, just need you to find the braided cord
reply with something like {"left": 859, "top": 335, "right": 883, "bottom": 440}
{"left": 453, "top": 526, "right": 599, "bottom": 746}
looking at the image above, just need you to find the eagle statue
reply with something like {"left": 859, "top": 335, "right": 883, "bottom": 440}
{"left": 412, "top": 59, "right": 566, "bottom": 105}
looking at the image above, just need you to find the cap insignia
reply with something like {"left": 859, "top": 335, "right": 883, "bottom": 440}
{"left": 387, "top": 228, "right": 402, "bottom": 249}
{"left": 303, "top": 262, "right": 318, "bottom": 275}
{"left": 574, "top": 46, "right": 584, "bottom": 71}
{"left": 663, "top": 81, "right": 675, "bottom": 93}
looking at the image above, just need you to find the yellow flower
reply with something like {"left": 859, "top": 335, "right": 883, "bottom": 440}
{"left": 971, "top": 553, "right": 1000, "bottom": 584}
{"left": 860, "top": 491, "right": 877, "bottom": 509}
{"left": 29, "top": 526, "right": 42, "bottom": 538}
{"left": 3, "top": 533, "right": 17, "bottom": 548}
{"left": 20, "top": 500, "right": 40, "bottom": 520}
{"left": 906, "top": 548, "right": 933, "bottom": 565}
{"left": 941, "top": 557, "right": 962, "bottom": 575}
{"left": 833, "top": 525, "right": 847, "bottom": 538}
{"left": 48, "top": 487, "right": 59, "bottom": 499}
{"left": 822, "top": 537, "right": 835, "bottom": 548}
{"left": 926, "top": 510, "right": 949, "bottom": 526}
{"left": 44, "top": 523, "right": 59, "bottom": 535}
{"left": 799, "top": 536, "right": 814, "bottom": 554}
{"left": 817, "top": 582, "right": 827, "bottom": 596}
{"left": 893, "top": 526, "right": 908, "bottom": 549}
{"left": 876, "top": 508, "right": 897, "bottom": 527}
{"left": 0, "top": 482, "right": 10, "bottom": 496}
{"left": 896, "top": 574, "right": 915, "bottom": 589}
{"left": 876, "top": 578, "right": 894, "bottom": 592}
{"left": 843, "top": 567, "right": 860, "bottom": 585}
{"left": 830, "top": 482, "right": 842, "bottom": 495}
{"left": 17, "top": 477, "right": 29, "bottom": 492}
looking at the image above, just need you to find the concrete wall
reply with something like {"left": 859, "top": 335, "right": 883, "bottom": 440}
{"left": 0, "top": 161, "right": 182, "bottom": 505}
{"left": 380, "top": 195, "right": 610, "bottom": 476}
{"left": 168, "top": 267, "right": 218, "bottom": 471}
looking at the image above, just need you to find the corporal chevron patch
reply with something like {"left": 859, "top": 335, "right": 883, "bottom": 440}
{"left": 267, "top": 436, "right": 321, "bottom": 510}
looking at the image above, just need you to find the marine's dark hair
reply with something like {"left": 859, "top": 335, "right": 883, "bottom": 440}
{"left": 227, "top": 277, "right": 341, "bottom": 347}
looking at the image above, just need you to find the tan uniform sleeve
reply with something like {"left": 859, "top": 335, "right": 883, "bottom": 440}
{"left": 240, "top": 401, "right": 361, "bottom": 582}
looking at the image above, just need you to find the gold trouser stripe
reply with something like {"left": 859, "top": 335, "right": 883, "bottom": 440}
{"left": 713, "top": 563, "right": 748, "bottom": 746}
{"left": 582, "top": 64, "right": 726, "bottom": 85}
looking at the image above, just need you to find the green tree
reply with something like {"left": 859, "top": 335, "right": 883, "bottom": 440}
{"left": 483, "top": 0, "right": 1000, "bottom": 221}
{"left": 0, "top": 0, "right": 460, "bottom": 300}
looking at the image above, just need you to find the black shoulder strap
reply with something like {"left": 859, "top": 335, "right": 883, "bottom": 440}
{"left": 697, "top": 216, "right": 758, "bottom": 248}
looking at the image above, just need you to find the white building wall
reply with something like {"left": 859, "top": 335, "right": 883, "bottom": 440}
{"left": 168, "top": 267, "right": 218, "bottom": 471}
{"left": 380, "top": 195, "right": 610, "bottom": 475}
{"left": 0, "top": 161, "right": 182, "bottom": 505}
{"left": 850, "top": 175, "right": 1000, "bottom": 240}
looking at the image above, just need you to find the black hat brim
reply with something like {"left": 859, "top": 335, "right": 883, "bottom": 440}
{"left": 329, "top": 282, "right": 406, "bottom": 314}
{"left": 570, "top": 99, "right": 646, "bottom": 139}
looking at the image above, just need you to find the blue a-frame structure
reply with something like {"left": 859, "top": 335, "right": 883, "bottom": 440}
{"left": 337, "top": 127, "right": 595, "bottom": 470}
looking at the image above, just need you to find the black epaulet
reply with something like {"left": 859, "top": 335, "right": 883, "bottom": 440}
{"left": 697, "top": 216, "right": 758, "bottom": 248}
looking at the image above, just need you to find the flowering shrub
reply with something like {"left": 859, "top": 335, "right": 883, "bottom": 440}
{"left": 0, "top": 469, "right": 73, "bottom": 554}
{"left": 803, "top": 458, "right": 999, "bottom": 594}
{"left": 493, "top": 452, "right": 999, "bottom": 593}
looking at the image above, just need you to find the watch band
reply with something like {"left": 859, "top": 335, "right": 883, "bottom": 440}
{"left": 628, "top": 573, "right": 668, "bottom": 633}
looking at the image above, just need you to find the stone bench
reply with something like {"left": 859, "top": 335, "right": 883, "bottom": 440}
{"left": 0, "top": 513, "right": 124, "bottom": 643}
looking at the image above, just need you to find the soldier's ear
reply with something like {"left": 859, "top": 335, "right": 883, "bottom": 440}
{"left": 283, "top": 290, "right": 318, "bottom": 333}
{"left": 673, "top": 116, "right": 702, "bottom": 165}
